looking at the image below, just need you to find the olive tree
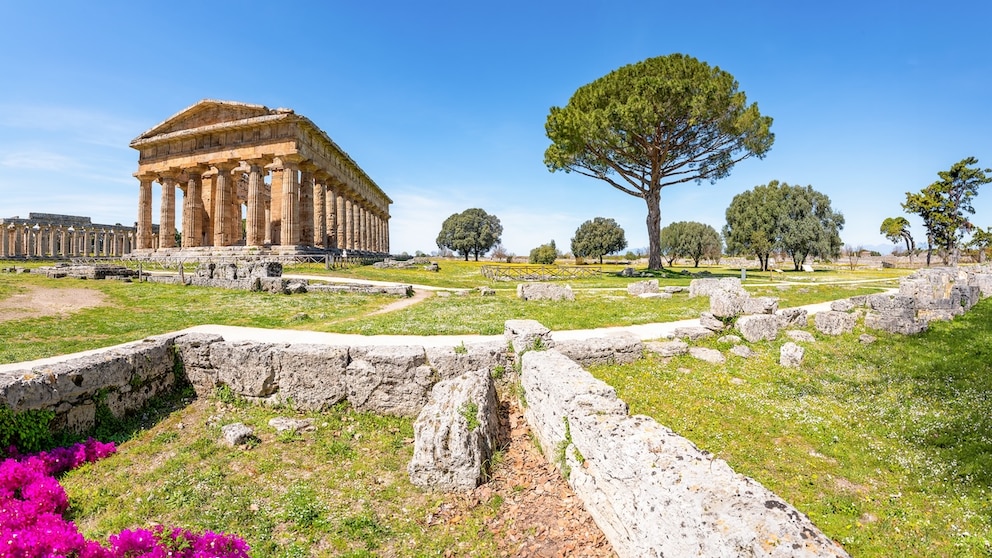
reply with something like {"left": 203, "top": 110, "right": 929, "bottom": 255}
{"left": 570, "top": 217, "right": 627, "bottom": 264}
{"left": 659, "top": 221, "right": 722, "bottom": 267}
{"left": 545, "top": 53, "right": 773, "bottom": 269}
{"left": 435, "top": 208, "right": 503, "bottom": 261}
{"left": 724, "top": 181, "right": 843, "bottom": 271}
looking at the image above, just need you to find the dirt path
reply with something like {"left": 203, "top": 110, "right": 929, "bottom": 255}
{"left": 367, "top": 288, "right": 434, "bottom": 315}
{"left": 0, "top": 286, "right": 107, "bottom": 322}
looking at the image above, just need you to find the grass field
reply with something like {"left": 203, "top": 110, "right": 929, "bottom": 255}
{"left": 9, "top": 259, "right": 984, "bottom": 556}
{"left": 590, "top": 302, "right": 992, "bottom": 556}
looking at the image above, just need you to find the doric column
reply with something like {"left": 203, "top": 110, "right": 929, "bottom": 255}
{"left": 0, "top": 225, "right": 8, "bottom": 258}
{"left": 327, "top": 180, "right": 337, "bottom": 248}
{"left": 359, "top": 205, "right": 368, "bottom": 251}
{"left": 182, "top": 169, "right": 205, "bottom": 247}
{"left": 313, "top": 172, "right": 327, "bottom": 247}
{"left": 384, "top": 217, "right": 390, "bottom": 253}
{"left": 371, "top": 213, "right": 379, "bottom": 253}
{"left": 212, "top": 162, "right": 238, "bottom": 247}
{"left": 299, "top": 166, "right": 314, "bottom": 245}
{"left": 343, "top": 195, "right": 354, "bottom": 250}
{"left": 336, "top": 189, "right": 347, "bottom": 251}
{"left": 136, "top": 175, "right": 154, "bottom": 249}
{"left": 279, "top": 157, "right": 301, "bottom": 246}
{"left": 246, "top": 160, "right": 267, "bottom": 246}
{"left": 268, "top": 166, "right": 283, "bottom": 244}
{"left": 158, "top": 175, "right": 178, "bottom": 248}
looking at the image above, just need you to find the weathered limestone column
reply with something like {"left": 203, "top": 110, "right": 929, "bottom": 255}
{"left": 372, "top": 213, "right": 380, "bottom": 253}
{"left": 268, "top": 165, "right": 283, "bottom": 244}
{"left": 228, "top": 170, "right": 243, "bottom": 244}
{"left": 337, "top": 190, "right": 347, "bottom": 251}
{"left": 182, "top": 169, "right": 205, "bottom": 248}
{"left": 299, "top": 166, "right": 314, "bottom": 246}
{"left": 212, "top": 162, "right": 238, "bottom": 247}
{"left": 313, "top": 172, "right": 327, "bottom": 247}
{"left": 344, "top": 195, "right": 355, "bottom": 250}
{"left": 0, "top": 225, "right": 8, "bottom": 257}
{"left": 158, "top": 175, "right": 178, "bottom": 248}
{"left": 279, "top": 157, "right": 301, "bottom": 246}
{"left": 326, "top": 182, "right": 338, "bottom": 249}
{"left": 24, "top": 226, "right": 33, "bottom": 257}
{"left": 136, "top": 175, "right": 154, "bottom": 249}
{"left": 353, "top": 204, "right": 361, "bottom": 251}
{"left": 245, "top": 160, "right": 267, "bottom": 246}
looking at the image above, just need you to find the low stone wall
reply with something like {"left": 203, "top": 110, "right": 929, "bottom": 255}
{"left": 520, "top": 348, "right": 849, "bottom": 557}
{"left": 0, "top": 334, "right": 510, "bottom": 430}
{"left": 0, "top": 336, "right": 181, "bottom": 434}
{"left": 3, "top": 322, "right": 848, "bottom": 556}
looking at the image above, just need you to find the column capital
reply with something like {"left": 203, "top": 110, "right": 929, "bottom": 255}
{"left": 211, "top": 159, "right": 241, "bottom": 172}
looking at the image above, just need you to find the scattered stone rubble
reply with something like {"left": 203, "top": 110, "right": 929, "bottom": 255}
{"left": 39, "top": 264, "right": 139, "bottom": 280}
{"left": 517, "top": 282, "right": 575, "bottom": 301}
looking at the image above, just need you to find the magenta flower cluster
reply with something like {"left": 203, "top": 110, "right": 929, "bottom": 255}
{"left": 1, "top": 439, "right": 250, "bottom": 557}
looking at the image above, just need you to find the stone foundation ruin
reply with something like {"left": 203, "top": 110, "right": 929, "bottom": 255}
{"left": 1, "top": 318, "right": 851, "bottom": 557}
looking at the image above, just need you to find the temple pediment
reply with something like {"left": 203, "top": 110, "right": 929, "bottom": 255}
{"left": 133, "top": 99, "right": 286, "bottom": 141}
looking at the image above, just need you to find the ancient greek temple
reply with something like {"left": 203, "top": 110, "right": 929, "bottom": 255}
{"left": 130, "top": 100, "right": 391, "bottom": 256}
{"left": 0, "top": 213, "right": 135, "bottom": 258}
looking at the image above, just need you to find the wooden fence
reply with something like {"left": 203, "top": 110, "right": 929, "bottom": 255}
{"left": 480, "top": 265, "right": 603, "bottom": 282}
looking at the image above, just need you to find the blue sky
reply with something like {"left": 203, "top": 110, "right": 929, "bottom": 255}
{"left": 1, "top": 0, "right": 989, "bottom": 256}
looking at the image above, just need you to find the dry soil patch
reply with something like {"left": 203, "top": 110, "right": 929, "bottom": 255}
{"left": 0, "top": 286, "right": 108, "bottom": 322}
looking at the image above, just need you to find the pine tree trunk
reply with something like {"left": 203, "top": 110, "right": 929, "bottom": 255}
{"left": 645, "top": 191, "right": 662, "bottom": 269}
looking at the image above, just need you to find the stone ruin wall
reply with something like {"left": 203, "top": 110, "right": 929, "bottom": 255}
{"left": 0, "top": 321, "right": 850, "bottom": 557}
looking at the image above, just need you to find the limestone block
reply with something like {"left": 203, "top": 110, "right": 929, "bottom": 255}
{"left": 626, "top": 279, "right": 659, "bottom": 296}
{"left": 215, "top": 263, "right": 239, "bottom": 280}
{"left": 717, "top": 334, "right": 742, "bottom": 345}
{"left": 848, "top": 295, "right": 868, "bottom": 307}
{"left": 742, "top": 296, "right": 779, "bottom": 315}
{"left": 408, "top": 369, "right": 506, "bottom": 491}
{"left": 859, "top": 334, "right": 877, "bottom": 344}
{"left": 785, "top": 330, "right": 816, "bottom": 343}
{"left": 699, "top": 312, "right": 726, "bottom": 332}
{"left": 864, "top": 312, "right": 928, "bottom": 335}
{"left": 516, "top": 282, "right": 575, "bottom": 301}
{"left": 776, "top": 307, "right": 808, "bottom": 328}
{"left": 345, "top": 345, "right": 435, "bottom": 417}
{"left": 269, "top": 344, "right": 350, "bottom": 410}
{"left": 780, "top": 342, "right": 805, "bottom": 368}
{"left": 222, "top": 423, "right": 255, "bottom": 446}
{"left": 644, "top": 340, "right": 688, "bottom": 357}
{"left": 425, "top": 339, "right": 508, "bottom": 382}
{"left": 709, "top": 290, "right": 746, "bottom": 319}
{"left": 867, "top": 294, "right": 917, "bottom": 318}
{"left": 814, "top": 311, "right": 856, "bottom": 336}
{"left": 735, "top": 314, "right": 780, "bottom": 342}
{"left": 689, "top": 347, "right": 725, "bottom": 364}
{"left": 504, "top": 319, "right": 555, "bottom": 354}
{"left": 172, "top": 333, "right": 224, "bottom": 394}
{"left": 688, "top": 277, "right": 720, "bottom": 297}
{"left": 209, "top": 342, "right": 279, "bottom": 398}
{"left": 554, "top": 333, "right": 643, "bottom": 367}
{"left": 663, "top": 286, "right": 686, "bottom": 294}
{"left": 730, "top": 345, "right": 755, "bottom": 358}
{"left": 830, "top": 299, "right": 855, "bottom": 312}
{"left": 519, "top": 350, "right": 848, "bottom": 558}
{"left": 671, "top": 326, "right": 714, "bottom": 341}
{"left": 268, "top": 417, "right": 315, "bottom": 433}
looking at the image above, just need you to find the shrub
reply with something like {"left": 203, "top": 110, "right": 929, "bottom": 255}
{"left": 529, "top": 240, "right": 559, "bottom": 265}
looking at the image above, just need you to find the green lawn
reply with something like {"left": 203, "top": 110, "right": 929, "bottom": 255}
{"left": 590, "top": 301, "right": 992, "bottom": 557}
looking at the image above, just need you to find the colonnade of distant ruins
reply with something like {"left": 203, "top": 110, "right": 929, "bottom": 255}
{"left": 0, "top": 213, "right": 134, "bottom": 258}
{"left": 131, "top": 100, "right": 391, "bottom": 256}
